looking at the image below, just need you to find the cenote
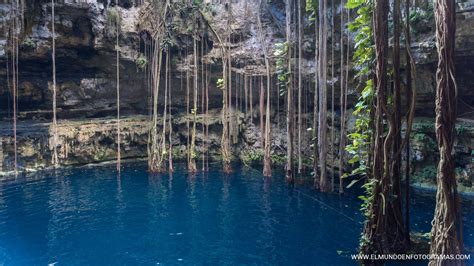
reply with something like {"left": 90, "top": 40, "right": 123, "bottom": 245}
{"left": 2, "top": 0, "right": 474, "bottom": 264}
{"left": 0, "top": 163, "right": 472, "bottom": 265}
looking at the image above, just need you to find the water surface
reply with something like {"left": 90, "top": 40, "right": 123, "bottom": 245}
{"left": 0, "top": 163, "right": 472, "bottom": 265}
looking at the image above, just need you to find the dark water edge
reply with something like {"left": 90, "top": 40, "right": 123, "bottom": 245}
{"left": 0, "top": 162, "right": 471, "bottom": 265}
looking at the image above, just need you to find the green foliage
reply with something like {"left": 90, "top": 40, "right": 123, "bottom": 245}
{"left": 456, "top": 124, "right": 466, "bottom": 135}
{"left": 347, "top": 1, "right": 374, "bottom": 77}
{"left": 160, "top": 37, "right": 174, "bottom": 50}
{"left": 274, "top": 42, "right": 289, "bottom": 97}
{"left": 191, "top": 149, "right": 199, "bottom": 160}
{"left": 21, "top": 38, "right": 36, "bottom": 49}
{"left": 413, "top": 133, "right": 436, "bottom": 150}
{"left": 413, "top": 122, "right": 434, "bottom": 132}
{"left": 271, "top": 154, "right": 287, "bottom": 166}
{"left": 135, "top": 53, "right": 148, "bottom": 69}
{"left": 305, "top": 0, "right": 318, "bottom": 21}
{"left": 358, "top": 177, "right": 376, "bottom": 249}
{"left": 345, "top": 0, "right": 375, "bottom": 251}
{"left": 240, "top": 150, "right": 286, "bottom": 167}
{"left": 240, "top": 150, "right": 264, "bottom": 166}
{"left": 413, "top": 165, "right": 437, "bottom": 183}
{"left": 344, "top": 0, "right": 374, "bottom": 177}
{"left": 216, "top": 78, "right": 224, "bottom": 90}
{"left": 409, "top": 2, "right": 434, "bottom": 34}
{"left": 106, "top": 7, "right": 121, "bottom": 38}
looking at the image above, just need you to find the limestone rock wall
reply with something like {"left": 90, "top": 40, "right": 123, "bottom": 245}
{"left": 0, "top": 1, "right": 472, "bottom": 187}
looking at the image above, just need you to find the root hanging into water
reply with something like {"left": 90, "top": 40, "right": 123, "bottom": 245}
{"left": 429, "top": 0, "right": 464, "bottom": 264}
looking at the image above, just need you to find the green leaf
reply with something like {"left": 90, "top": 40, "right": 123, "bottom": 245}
{"left": 346, "top": 179, "right": 360, "bottom": 189}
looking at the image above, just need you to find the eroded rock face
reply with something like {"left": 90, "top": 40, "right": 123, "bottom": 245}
{"left": 1, "top": 0, "right": 473, "bottom": 118}
{"left": 0, "top": 111, "right": 253, "bottom": 173}
{"left": 410, "top": 118, "right": 474, "bottom": 192}
{"left": 0, "top": 0, "right": 472, "bottom": 185}
{"left": 0, "top": 1, "right": 147, "bottom": 119}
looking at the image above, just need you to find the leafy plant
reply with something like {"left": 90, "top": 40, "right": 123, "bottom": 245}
{"left": 345, "top": 0, "right": 374, "bottom": 180}
{"left": 344, "top": 0, "right": 375, "bottom": 251}
{"left": 413, "top": 165, "right": 437, "bottom": 183}
{"left": 409, "top": 2, "right": 434, "bottom": 34}
{"left": 21, "top": 38, "right": 36, "bottom": 49}
{"left": 135, "top": 53, "right": 147, "bottom": 69}
{"left": 240, "top": 150, "right": 264, "bottom": 166}
{"left": 274, "top": 42, "right": 289, "bottom": 97}
{"left": 106, "top": 7, "right": 121, "bottom": 38}
{"left": 216, "top": 78, "right": 224, "bottom": 90}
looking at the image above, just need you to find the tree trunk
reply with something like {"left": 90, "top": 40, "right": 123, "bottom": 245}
{"left": 361, "top": 0, "right": 408, "bottom": 258}
{"left": 392, "top": 0, "right": 403, "bottom": 236}
{"left": 429, "top": 0, "right": 464, "bottom": 264}
{"left": 405, "top": 0, "right": 412, "bottom": 245}
{"left": 148, "top": 42, "right": 163, "bottom": 173}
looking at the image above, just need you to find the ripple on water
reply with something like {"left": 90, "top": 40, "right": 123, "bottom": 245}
{"left": 0, "top": 163, "right": 472, "bottom": 265}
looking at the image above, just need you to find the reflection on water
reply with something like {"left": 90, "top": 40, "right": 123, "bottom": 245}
{"left": 0, "top": 163, "right": 471, "bottom": 265}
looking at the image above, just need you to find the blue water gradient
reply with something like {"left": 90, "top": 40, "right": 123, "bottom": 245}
{"left": 0, "top": 163, "right": 472, "bottom": 265}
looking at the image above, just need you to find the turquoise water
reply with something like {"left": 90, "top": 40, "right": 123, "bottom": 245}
{"left": 0, "top": 163, "right": 472, "bottom": 265}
